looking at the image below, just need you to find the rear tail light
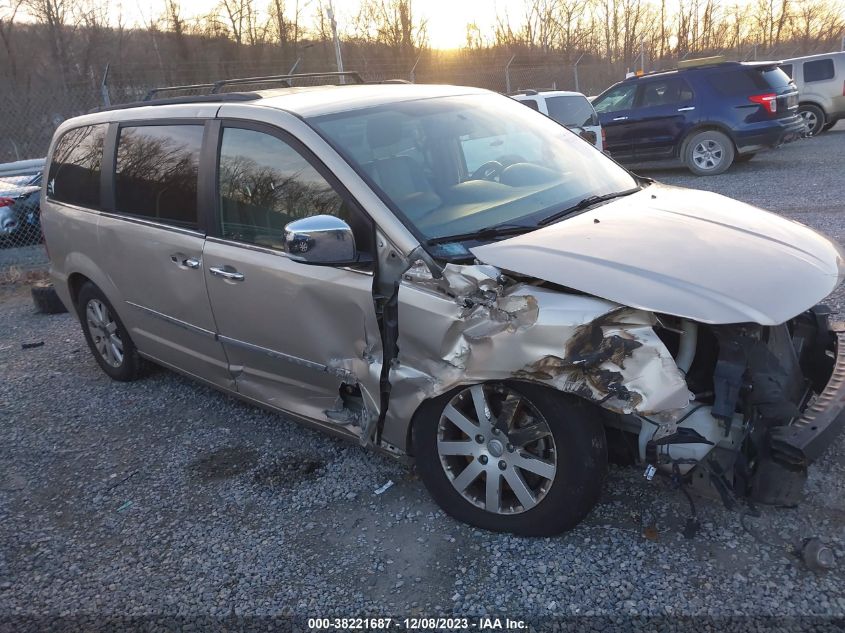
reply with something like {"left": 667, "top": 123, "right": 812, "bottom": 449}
{"left": 749, "top": 93, "right": 778, "bottom": 114}
{"left": 601, "top": 127, "right": 607, "bottom": 150}
{"left": 842, "top": 80, "right": 845, "bottom": 97}
{"left": 0, "top": 197, "right": 14, "bottom": 207}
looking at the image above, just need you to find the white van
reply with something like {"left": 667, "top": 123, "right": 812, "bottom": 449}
{"left": 512, "top": 90, "right": 604, "bottom": 150}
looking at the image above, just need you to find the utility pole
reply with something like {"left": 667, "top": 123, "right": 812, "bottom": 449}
{"left": 327, "top": 2, "right": 345, "bottom": 84}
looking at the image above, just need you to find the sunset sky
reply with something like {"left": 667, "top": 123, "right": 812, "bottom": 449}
{"left": 126, "top": 0, "right": 527, "bottom": 50}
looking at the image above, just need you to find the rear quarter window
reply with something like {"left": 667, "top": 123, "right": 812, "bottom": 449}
{"left": 803, "top": 59, "right": 835, "bottom": 82}
{"left": 707, "top": 67, "right": 792, "bottom": 96}
{"left": 47, "top": 124, "right": 107, "bottom": 208}
{"left": 546, "top": 96, "right": 598, "bottom": 127}
{"left": 114, "top": 124, "right": 204, "bottom": 230}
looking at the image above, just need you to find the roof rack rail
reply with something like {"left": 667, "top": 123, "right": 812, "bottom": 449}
{"left": 143, "top": 71, "right": 365, "bottom": 101}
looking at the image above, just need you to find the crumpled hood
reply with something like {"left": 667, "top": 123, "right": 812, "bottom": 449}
{"left": 471, "top": 183, "right": 845, "bottom": 325}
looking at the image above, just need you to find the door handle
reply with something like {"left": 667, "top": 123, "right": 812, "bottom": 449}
{"left": 612, "top": 116, "right": 629, "bottom": 121}
{"left": 209, "top": 266, "right": 245, "bottom": 282}
{"left": 677, "top": 106, "right": 696, "bottom": 112}
{"left": 170, "top": 254, "right": 201, "bottom": 269}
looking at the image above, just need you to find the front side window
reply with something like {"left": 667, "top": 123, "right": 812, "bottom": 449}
{"left": 47, "top": 124, "right": 106, "bottom": 208}
{"left": 638, "top": 78, "right": 694, "bottom": 107}
{"left": 311, "top": 94, "right": 638, "bottom": 244}
{"left": 804, "top": 59, "right": 835, "bottom": 82}
{"left": 217, "top": 127, "right": 363, "bottom": 252}
{"left": 546, "top": 95, "right": 598, "bottom": 127}
{"left": 592, "top": 83, "right": 638, "bottom": 113}
{"left": 114, "top": 124, "right": 203, "bottom": 230}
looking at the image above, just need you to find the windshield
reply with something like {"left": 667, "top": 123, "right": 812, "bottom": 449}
{"left": 309, "top": 93, "right": 637, "bottom": 243}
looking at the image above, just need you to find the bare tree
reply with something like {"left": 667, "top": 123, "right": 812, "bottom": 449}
{"left": 0, "top": 0, "right": 24, "bottom": 78}
{"left": 354, "top": 0, "right": 428, "bottom": 62}
{"left": 24, "top": 0, "right": 72, "bottom": 78}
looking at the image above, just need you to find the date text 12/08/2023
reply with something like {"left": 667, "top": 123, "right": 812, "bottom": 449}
{"left": 306, "top": 617, "right": 528, "bottom": 630}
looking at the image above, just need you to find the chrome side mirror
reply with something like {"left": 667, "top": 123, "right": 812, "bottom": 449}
{"left": 284, "top": 215, "right": 357, "bottom": 265}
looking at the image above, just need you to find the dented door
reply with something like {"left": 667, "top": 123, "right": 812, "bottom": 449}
{"left": 203, "top": 122, "right": 381, "bottom": 433}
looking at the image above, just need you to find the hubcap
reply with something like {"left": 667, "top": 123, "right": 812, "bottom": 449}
{"left": 436, "top": 384, "right": 557, "bottom": 515}
{"left": 801, "top": 110, "right": 819, "bottom": 134}
{"left": 692, "top": 139, "right": 724, "bottom": 170}
{"left": 85, "top": 299, "right": 124, "bottom": 368}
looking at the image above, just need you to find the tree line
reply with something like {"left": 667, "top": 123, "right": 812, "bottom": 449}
{"left": 2, "top": 0, "right": 843, "bottom": 89}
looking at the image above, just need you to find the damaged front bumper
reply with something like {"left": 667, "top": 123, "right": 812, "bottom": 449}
{"left": 770, "top": 322, "right": 845, "bottom": 466}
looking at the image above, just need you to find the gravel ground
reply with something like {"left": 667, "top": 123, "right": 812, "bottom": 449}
{"left": 1, "top": 124, "right": 845, "bottom": 631}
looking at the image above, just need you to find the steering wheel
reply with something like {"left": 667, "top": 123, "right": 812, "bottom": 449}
{"left": 470, "top": 160, "right": 504, "bottom": 181}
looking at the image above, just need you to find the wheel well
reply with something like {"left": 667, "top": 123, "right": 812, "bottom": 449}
{"left": 67, "top": 272, "right": 91, "bottom": 309}
{"left": 799, "top": 101, "right": 827, "bottom": 116}
{"left": 678, "top": 125, "right": 737, "bottom": 158}
{"left": 403, "top": 379, "right": 602, "bottom": 458}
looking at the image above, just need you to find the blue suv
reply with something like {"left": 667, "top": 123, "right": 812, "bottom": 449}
{"left": 591, "top": 61, "right": 805, "bottom": 175}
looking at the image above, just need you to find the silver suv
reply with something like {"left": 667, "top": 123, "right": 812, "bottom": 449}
{"left": 42, "top": 75, "right": 845, "bottom": 536}
{"left": 780, "top": 52, "right": 845, "bottom": 135}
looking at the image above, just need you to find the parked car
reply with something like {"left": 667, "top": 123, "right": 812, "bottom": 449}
{"left": 591, "top": 59, "right": 804, "bottom": 175}
{"left": 42, "top": 78, "right": 845, "bottom": 536}
{"left": 779, "top": 52, "right": 845, "bottom": 136}
{"left": 512, "top": 90, "right": 604, "bottom": 150}
{"left": 0, "top": 172, "right": 42, "bottom": 244}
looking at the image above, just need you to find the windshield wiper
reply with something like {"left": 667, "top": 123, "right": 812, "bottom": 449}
{"left": 538, "top": 186, "right": 641, "bottom": 226}
{"left": 427, "top": 222, "right": 537, "bottom": 245}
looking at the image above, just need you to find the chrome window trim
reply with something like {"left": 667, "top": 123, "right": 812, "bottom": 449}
{"left": 45, "top": 200, "right": 206, "bottom": 238}
{"left": 99, "top": 210, "right": 205, "bottom": 237}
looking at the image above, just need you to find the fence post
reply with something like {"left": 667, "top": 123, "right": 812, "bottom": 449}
{"left": 841, "top": 35, "right": 844, "bottom": 51}
{"left": 288, "top": 57, "right": 302, "bottom": 75}
{"left": 410, "top": 54, "right": 421, "bottom": 83}
{"left": 100, "top": 63, "right": 111, "bottom": 107}
{"left": 505, "top": 54, "right": 516, "bottom": 93}
{"left": 573, "top": 52, "right": 585, "bottom": 92}
{"left": 327, "top": 4, "right": 345, "bottom": 83}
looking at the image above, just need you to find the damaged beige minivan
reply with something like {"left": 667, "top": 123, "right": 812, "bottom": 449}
{"left": 42, "top": 76, "right": 845, "bottom": 535}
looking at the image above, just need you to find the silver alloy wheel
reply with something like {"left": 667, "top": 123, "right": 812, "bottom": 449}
{"left": 800, "top": 110, "right": 819, "bottom": 134}
{"left": 436, "top": 384, "right": 557, "bottom": 515}
{"left": 692, "top": 139, "right": 725, "bottom": 171}
{"left": 85, "top": 298, "right": 124, "bottom": 367}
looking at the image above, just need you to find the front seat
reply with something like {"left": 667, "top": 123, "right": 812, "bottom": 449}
{"left": 363, "top": 114, "right": 441, "bottom": 220}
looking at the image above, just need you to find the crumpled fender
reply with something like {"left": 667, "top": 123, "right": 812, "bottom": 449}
{"left": 379, "top": 262, "right": 691, "bottom": 451}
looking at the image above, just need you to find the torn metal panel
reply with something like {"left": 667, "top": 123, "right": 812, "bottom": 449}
{"left": 381, "top": 262, "right": 691, "bottom": 450}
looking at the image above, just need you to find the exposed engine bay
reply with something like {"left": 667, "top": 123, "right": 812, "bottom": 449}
{"left": 612, "top": 306, "right": 840, "bottom": 508}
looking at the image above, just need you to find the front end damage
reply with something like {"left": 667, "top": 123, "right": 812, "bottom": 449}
{"left": 375, "top": 258, "right": 844, "bottom": 509}
{"left": 636, "top": 307, "right": 844, "bottom": 507}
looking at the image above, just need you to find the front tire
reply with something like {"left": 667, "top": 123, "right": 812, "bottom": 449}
{"left": 413, "top": 381, "right": 607, "bottom": 536}
{"left": 77, "top": 282, "right": 146, "bottom": 381}
{"left": 683, "top": 130, "right": 735, "bottom": 176}
{"left": 798, "top": 103, "right": 825, "bottom": 136}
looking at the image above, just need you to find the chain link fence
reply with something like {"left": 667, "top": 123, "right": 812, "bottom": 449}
{"left": 0, "top": 44, "right": 838, "bottom": 279}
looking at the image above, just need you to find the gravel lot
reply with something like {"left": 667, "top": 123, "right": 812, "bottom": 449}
{"left": 1, "top": 124, "right": 845, "bottom": 630}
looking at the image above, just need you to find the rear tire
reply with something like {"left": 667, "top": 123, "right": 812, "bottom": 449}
{"left": 798, "top": 103, "right": 825, "bottom": 136}
{"left": 683, "top": 130, "right": 735, "bottom": 176}
{"left": 77, "top": 281, "right": 146, "bottom": 381}
{"left": 413, "top": 381, "right": 607, "bottom": 536}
